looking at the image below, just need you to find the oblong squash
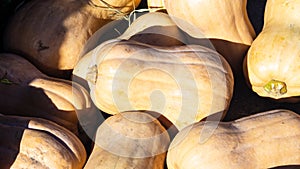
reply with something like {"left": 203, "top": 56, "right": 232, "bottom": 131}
{"left": 73, "top": 39, "right": 233, "bottom": 130}
{"left": 0, "top": 53, "right": 100, "bottom": 144}
{"left": 3, "top": 0, "right": 141, "bottom": 78}
{"left": 81, "top": 10, "right": 186, "bottom": 57}
{"left": 164, "top": 0, "right": 255, "bottom": 45}
{"left": 0, "top": 114, "right": 87, "bottom": 169}
{"left": 84, "top": 110, "right": 170, "bottom": 169}
{"left": 167, "top": 109, "right": 300, "bottom": 169}
{"left": 118, "top": 11, "right": 186, "bottom": 46}
{"left": 244, "top": 0, "right": 300, "bottom": 100}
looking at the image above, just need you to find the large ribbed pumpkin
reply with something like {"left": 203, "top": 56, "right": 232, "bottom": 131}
{"left": 3, "top": 0, "right": 141, "bottom": 78}
{"left": 73, "top": 39, "right": 234, "bottom": 130}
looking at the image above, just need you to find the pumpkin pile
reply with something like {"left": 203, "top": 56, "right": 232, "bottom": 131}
{"left": 0, "top": 0, "right": 299, "bottom": 168}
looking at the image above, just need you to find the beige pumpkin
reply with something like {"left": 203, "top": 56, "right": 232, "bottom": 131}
{"left": 84, "top": 110, "right": 170, "bottom": 169}
{"left": 0, "top": 114, "right": 86, "bottom": 169}
{"left": 164, "top": 0, "right": 255, "bottom": 45}
{"left": 163, "top": 0, "right": 256, "bottom": 75}
{"left": 0, "top": 53, "right": 100, "bottom": 147}
{"left": 73, "top": 39, "right": 233, "bottom": 130}
{"left": 3, "top": 0, "right": 141, "bottom": 78}
{"left": 119, "top": 10, "right": 186, "bottom": 46}
{"left": 244, "top": 0, "right": 300, "bottom": 100}
{"left": 167, "top": 109, "right": 300, "bottom": 169}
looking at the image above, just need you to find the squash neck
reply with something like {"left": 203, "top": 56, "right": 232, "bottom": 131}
{"left": 264, "top": 0, "right": 300, "bottom": 28}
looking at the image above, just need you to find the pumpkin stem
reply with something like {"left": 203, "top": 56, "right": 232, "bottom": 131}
{"left": 0, "top": 72, "right": 15, "bottom": 85}
{"left": 263, "top": 79, "right": 287, "bottom": 97}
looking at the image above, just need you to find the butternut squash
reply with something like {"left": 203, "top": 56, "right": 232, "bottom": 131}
{"left": 0, "top": 53, "right": 101, "bottom": 144}
{"left": 84, "top": 110, "right": 170, "bottom": 169}
{"left": 73, "top": 39, "right": 233, "bottom": 130}
{"left": 3, "top": 0, "right": 141, "bottom": 78}
{"left": 0, "top": 114, "right": 86, "bottom": 169}
{"left": 244, "top": 0, "right": 300, "bottom": 100}
{"left": 167, "top": 109, "right": 300, "bottom": 169}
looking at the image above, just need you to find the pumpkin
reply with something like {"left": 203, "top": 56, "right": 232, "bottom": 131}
{"left": 73, "top": 39, "right": 233, "bottom": 130}
{"left": 244, "top": 0, "right": 300, "bottom": 100}
{"left": 164, "top": 0, "right": 255, "bottom": 45}
{"left": 119, "top": 10, "right": 186, "bottom": 46}
{"left": 3, "top": 0, "right": 141, "bottom": 78}
{"left": 84, "top": 110, "right": 170, "bottom": 169}
{"left": 167, "top": 109, "right": 300, "bottom": 169}
{"left": 163, "top": 0, "right": 256, "bottom": 75}
{"left": 80, "top": 10, "right": 186, "bottom": 57}
{"left": 0, "top": 114, "right": 86, "bottom": 169}
{"left": 0, "top": 53, "right": 101, "bottom": 146}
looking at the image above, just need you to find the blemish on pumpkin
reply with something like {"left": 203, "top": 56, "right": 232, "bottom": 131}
{"left": 37, "top": 40, "right": 49, "bottom": 51}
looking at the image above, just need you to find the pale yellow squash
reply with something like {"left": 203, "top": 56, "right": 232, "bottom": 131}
{"left": 167, "top": 109, "right": 300, "bottom": 169}
{"left": 3, "top": 0, "right": 141, "bottom": 78}
{"left": 84, "top": 110, "right": 170, "bottom": 169}
{"left": 245, "top": 0, "right": 300, "bottom": 100}
{"left": 73, "top": 39, "right": 233, "bottom": 130}
{"left": 0, "top": 114, "right": 87, "bottom": 169}
{"left": 0, "top": 53, "right": 100, "bottom": 148}
{"left": 119, "top": 11, "right": 186, "bottom": 46}
{"left": 164, "top": 0, "right": 255, "bottom": 45}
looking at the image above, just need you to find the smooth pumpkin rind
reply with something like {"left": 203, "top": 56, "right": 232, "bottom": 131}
{"left": 0, "top": 53, "right": 100, "bottom": 146}
{"left": 167, "top": 109, "right": 300, "bottom": 169}
{"left": 245, "top": 0, "right": 300, "bottom": 99}
{"left": 74, "top": 39, "right": 233, "bottom": 130}
{"left": 0, "top": 114, "right": 87, "bottom": 169}
{"left": 164, "top": 0, "right": 255, "bottom": 45}
{"left": 84, "top": 111, "right": 170, "bottom": 169}
{"left": 3, "top": 0, "right": 141, "bottom": 78}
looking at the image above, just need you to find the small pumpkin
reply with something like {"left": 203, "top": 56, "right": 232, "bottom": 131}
{"left": 84, "top": 110, "right": 170, "bottom": 169}
{"left": 0, "top": 114, "right": 86, "bottom": 169}
{"left": 167, "top": 109, "right": 300, "bottom": 169}
{"left": 0, "top": 53, "right": 100, "bottom": 144}
{"left": 244, "top": 0, "right": 300, "bottom": 100}
{"left": 3, "top": 0, "right": 141, "bottom": 78}
{"left": 73, "top": 39, "right": 233, "bottom": 130}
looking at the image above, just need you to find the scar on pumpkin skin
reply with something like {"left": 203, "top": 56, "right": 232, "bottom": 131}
{"left": 37, "top": 40, "right": 49, "bottom": 51}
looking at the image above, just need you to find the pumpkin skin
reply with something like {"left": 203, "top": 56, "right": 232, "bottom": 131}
{"left": 163, "top": 0, "right": 256, "bottom": 75}
{"left": 0, "top": 53, "right": 100, "bottom": 144}
{"left": 3, "top": 0, "right": 141, "bottom": 78}
{"left": 119, "top": 11, "right": 186, "bottom": 46}
{"left": 81, "top": 10, "right": 186, "bottom": 56}
{"left": 73, "top": 39, "right": 233, "bottom": 130}
{"left": 0, "top": 114, "right": 86, "bottom": 169}
{"left": 84, "top": 110, "right": 170, "bottom": 169}
{"left": 164, "top": 0, "right": 255, "bottom": 45}
{"left": 244, "top": 0, "right": 300, "bottom": 100}
{"left": 167, "top": 109, "right": 300, "bottom": 169}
